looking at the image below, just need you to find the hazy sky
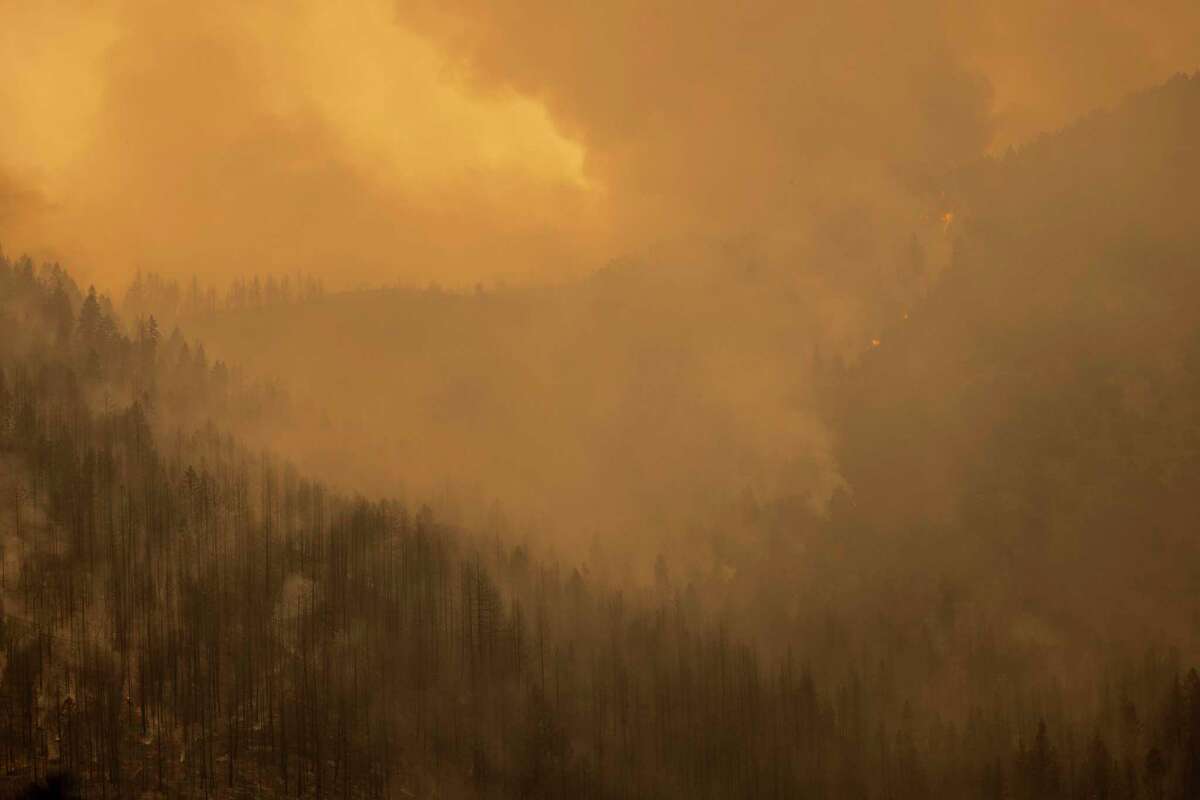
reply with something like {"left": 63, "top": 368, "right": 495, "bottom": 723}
{"left": 1, "top": 0, "right": 1198, "bottom": 289}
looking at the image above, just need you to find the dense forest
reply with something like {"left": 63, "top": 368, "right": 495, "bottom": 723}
{"left": 2, "top": 74, "right": 1200, "bottom": 799}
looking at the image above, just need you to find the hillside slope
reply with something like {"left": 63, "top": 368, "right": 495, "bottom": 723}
{"left": 5, "top": 74, "right": 1200, "bottom": 797}
{"left": 829, "top": 72, "right": 1200, "bottom": 651}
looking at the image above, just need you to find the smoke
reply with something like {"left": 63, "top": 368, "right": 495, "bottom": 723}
{"left": 399, "top": 1, "right": 991, "bottom": 253}
{"left": 3, "top": 2, "right": 1198, "bottom": 294}
{"left": 0, "top": 171, "right": 33, "bottom": 231}
{"left": 3, "top": 0, "right": 1200, "bottom": 577}
{"left": 945, "top": 0, "right": 1200, "bottom": 149}
{"left": 0, "top": 0, "right": 595, "bottom": 289}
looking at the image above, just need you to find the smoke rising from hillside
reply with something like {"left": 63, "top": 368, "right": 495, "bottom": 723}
{"left": 4, "top": 9, "right": 1200, "bottom": 794}
{"left": 1, "top": 1, "right": 1198, "bottom": 292}
{"left": 3, "top": 0, "right": 1200, "bottom": 583}
{"left": 0, "top": 0, "right": 594, "bottom": 289}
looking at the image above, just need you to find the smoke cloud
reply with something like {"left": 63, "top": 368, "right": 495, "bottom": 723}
{"left": 0, "top": 0, "right": 594, "bottom": 289}
{"left": 1, "top": 2, "right": 1198, "bottom": 292}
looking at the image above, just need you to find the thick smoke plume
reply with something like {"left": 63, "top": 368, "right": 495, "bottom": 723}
{"left": 2, "top": 1, "right": 1198, "bottom": 292}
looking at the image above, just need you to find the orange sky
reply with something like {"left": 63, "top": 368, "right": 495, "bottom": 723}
{"left": 1, "top": 0, "right": 1198, "bottom": 290}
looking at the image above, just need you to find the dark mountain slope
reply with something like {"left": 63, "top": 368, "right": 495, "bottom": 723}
{"left": 830, "top": 72, "right": 1200, "bottom": 653}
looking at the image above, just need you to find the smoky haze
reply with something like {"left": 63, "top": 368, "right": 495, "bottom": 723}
{"left": 0, "top": 1, "right": 1198, "bottom": 291}
{"left": 4, "top": 0, "right": 1199, "bottom": 576}
{"left": 0, "top": 1, "right": 595, "bottom": 290}
{"left": 5, "top": 3, "right": 1200, "bottom": 797}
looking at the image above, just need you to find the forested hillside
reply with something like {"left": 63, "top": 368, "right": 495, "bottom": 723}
{"left": 173, "top": 260, "right": 842, "bottom": 559}
{"left": 829, "top": 72, "right": 1200, "bottom": 648}
{"left": 3, "top": 74, "right": 1200, "bottom": 799}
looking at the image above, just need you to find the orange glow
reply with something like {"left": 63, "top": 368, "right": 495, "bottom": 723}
{"left": 0, "top": 1, "right": 594, "bottom": 289}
